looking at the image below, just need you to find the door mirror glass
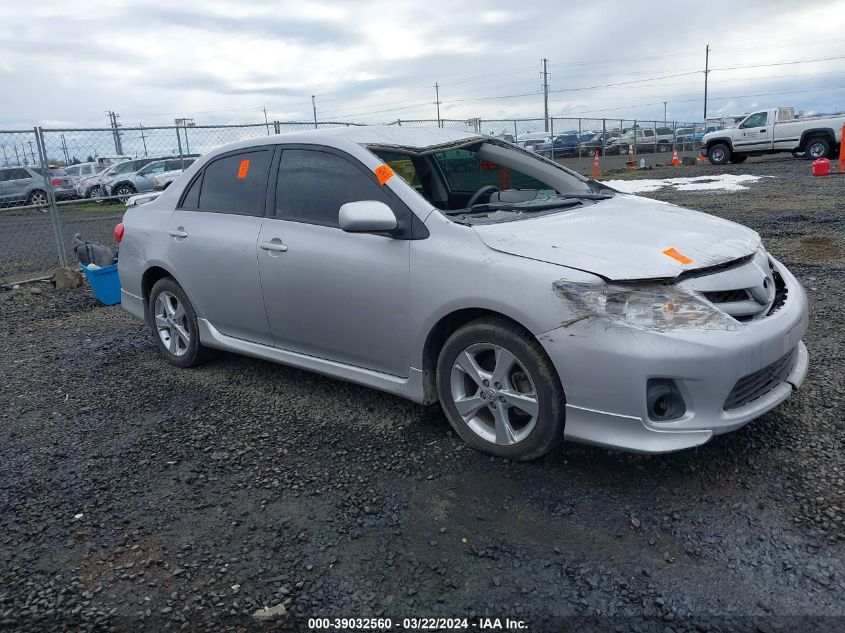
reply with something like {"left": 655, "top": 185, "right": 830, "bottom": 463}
{"left": 339, "top": 200, "right": 397, "bottom": 234}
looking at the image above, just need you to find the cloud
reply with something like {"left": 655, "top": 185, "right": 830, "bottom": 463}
{"left": 1, "top": 0, "right": 844, "bottom": 132}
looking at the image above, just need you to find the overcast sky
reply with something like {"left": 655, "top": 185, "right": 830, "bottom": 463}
{"left": 2, "top": 0, "right": 845, "bottom": 130}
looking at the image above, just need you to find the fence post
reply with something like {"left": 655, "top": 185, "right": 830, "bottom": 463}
{"left": 513, "top": 121, "right": 517, "bottom": 139}
{"left": 35, "top": 127, "right": 67, "bottom": 269}
{"left": 274, "top": 121, "right": 281, "bottom": 134}
{"left": 550, "top": 117, "right": 555, "bottom": 159}
{"left": 601, "top": 118, "right": 606, "bottom": 175}
{"left": 175, "top": 126, "right": 185, "bottom": 170}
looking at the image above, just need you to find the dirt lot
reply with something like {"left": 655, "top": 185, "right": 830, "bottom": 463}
{"left": 1, "top": 156, "right": 843, "bottom": 632}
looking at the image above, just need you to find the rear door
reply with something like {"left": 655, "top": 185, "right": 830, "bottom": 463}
{"left": 257, "top": 146, "right": 411, "bottom": 376}
{"left": 166, "top": 148, "right": 273, "bottom": 345}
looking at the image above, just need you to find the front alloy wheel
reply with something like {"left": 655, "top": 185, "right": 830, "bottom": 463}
{"left": 450, "top": 343, "right": 539, "bottom": 446}
{"left": 437, "top": 317, "right": 566, "bottom": 460}
{"left": 115, "top": 185, "right": 135, "bottom": 202}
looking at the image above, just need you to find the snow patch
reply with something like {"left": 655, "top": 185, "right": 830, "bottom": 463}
{"left": 603, "top": 174, "right": 765, "bottom": 194}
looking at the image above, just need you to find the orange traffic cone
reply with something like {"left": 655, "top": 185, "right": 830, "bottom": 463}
{"left": 626, "top": 143, "right": 636, "bottom": 170}
{"left": 593, "top": 150, "right": 599, "bottom": 178}
{"left": 672, "top": 147, "right": 680, "bottom": 167}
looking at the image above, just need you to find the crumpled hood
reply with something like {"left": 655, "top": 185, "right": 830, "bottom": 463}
{"left": 472, "top": 194, "right": 761, "bottom": 281}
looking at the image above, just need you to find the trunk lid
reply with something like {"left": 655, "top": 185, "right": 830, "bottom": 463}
{"left": 471, "top": 194, "right": 760, "bottom": 281}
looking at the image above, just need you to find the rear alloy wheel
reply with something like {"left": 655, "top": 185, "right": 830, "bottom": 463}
{"left": 657, "top": 142, "right": 671, "bottom": 153}
{"left": 148, "top": 277, "right": 216, "bottom": 368}
{"left": 806, "top": 137, "right": 830, "bottom": 160}
{"left": 437, "top": 317, "right": 565, "bottom": 461}
{"left": 707, "top": 143, "right": 730, "bottom": 165}
{"left": 27, "top": 190, "right": 48, "bottom": 207}
{"left": 88, "top": 186, "right": 102, "bottom": 199}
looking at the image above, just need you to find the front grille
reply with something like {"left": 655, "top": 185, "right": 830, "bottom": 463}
{"left": 703, "top": 289, "right": 750, "bottom": 303}
{"left": 724, "top": 348, "right": 798, "bottom": 410}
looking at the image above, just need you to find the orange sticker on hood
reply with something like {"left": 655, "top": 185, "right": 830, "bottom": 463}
{"left": 663, "top": 247, "right": 693, "bottom": 265}
{"left": 374, "top": 164, "right": 394, "bottom": 185}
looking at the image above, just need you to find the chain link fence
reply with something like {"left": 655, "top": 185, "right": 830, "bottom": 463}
{"left": 1, "top": 116, "right": 708, "bottom": 284}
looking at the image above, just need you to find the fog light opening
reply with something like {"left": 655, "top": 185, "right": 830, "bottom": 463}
{"left": 647, "top": 379, "right": 686, "bottom": 422}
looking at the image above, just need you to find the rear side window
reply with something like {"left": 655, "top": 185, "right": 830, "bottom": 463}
{"left": 275, "top": 149, "right": 390, "bottom": 227}
{"left": 197, "top": 150, "right": 271, "bottom": 215}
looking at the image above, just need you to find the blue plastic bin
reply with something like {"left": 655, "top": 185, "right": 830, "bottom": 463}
{"left": 80, "top": 262, "right": 121, "bottom": 305}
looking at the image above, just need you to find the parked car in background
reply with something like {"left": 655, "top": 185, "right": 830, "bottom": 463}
{"left": 576, "top": 131, "right": 622, "bottom": 156}
{"left": 0, "top": 165, "right": 75, "bottom": 208}
{"left": 117, "top": 126, "right": 808, "bottom": 461}
{"left": 108, "top": 158, "right": 197, "bottom": 201}
{"left": 702, "top": 106, "right": 845, "bottom": 164}
{"left": 95, "top": 155, "right": 132, "bottom": 168}
{"left": 63, "top": 161, "right": 105, "bottom": 186}
{"left": 77, "top": 157, "right": 161, "bottom": 198}
{"left": 676, "top": 126, "right": 722, "bottom": 144}
{"left": 613, "top": 127, "right": 675, "bottom": 153}
{"left": 516, "top": 132, "right": 551, "bottom": 151}
{"left": 535, "top": 131, "right": 596, "bottom": 158}
{"left": 153, "top": 159, "right": 198, "bottom": 191}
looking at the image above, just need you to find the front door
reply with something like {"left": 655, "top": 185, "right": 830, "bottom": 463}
{"left": 736, "top": 111, "right": 773, "bottom": 151}
{"left": 166, "top": 148, "right": 273, "bottom": 345}
{"left": 257, "top": 147, "right": 411, "bottom": 377}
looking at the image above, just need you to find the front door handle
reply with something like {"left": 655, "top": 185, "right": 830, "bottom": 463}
{"left": 259, "top": 240, "right": 288, "bottom": 252}
{"left": 168, "top": 228, "right": 188, "bottom": 238}
{"left": 759, "top": 129, "right": 766, "bottom": 133}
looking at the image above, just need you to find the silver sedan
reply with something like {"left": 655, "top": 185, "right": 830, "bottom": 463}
{"left": 116, "top": 127, "right": 808, "bottom": 460}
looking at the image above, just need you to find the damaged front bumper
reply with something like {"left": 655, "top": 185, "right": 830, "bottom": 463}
{"left": 538, "top": 259, "right": 809, "bottom": 453}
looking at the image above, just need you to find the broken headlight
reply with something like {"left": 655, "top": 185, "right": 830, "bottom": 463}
{"left": 553, "top": 281, "right": 738, "bottom": 331}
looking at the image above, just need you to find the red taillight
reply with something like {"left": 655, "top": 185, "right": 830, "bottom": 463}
{"left": 51, "top": 178, "right": 63, "bottom": 186}
{"left": 114, "top": 222, "right": 124, "bottom": 243}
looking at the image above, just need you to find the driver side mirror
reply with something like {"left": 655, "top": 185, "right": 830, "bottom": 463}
{"left": 339, "top": 200, "right": 397, "bottom": 234}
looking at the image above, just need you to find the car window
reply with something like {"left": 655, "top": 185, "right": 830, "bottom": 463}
{"left": 434, "top": 149, "right": 547, "bottom": 192}
{"left": 0, "top": 170, "right": 9, "bottom": 182}
{"left": 113, "top": 162, "right": 136, "bottom": 175}
{"left": 375, "top": 151, "right": 422, "bottom": 191}
{"left": 275, "top": 149, "right": 390, "bottom": 227}
{"left": 139, "top": 162, "right": 167, "bottom": 176}
{"left": 741, "top": 112, "right": 768, "bottom": 128}
{"left": 197, "top": 150, "right": 271, "bottom": 215}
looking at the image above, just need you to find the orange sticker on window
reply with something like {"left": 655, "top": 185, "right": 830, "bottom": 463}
{"left": 663, "top": 247, "right": 693, "bottom": 265}
{"left": 374, "top": 164, "right": 394, "bottom": 186}
{"left": 237, "top": 159, "right": 250, "bottom": 179}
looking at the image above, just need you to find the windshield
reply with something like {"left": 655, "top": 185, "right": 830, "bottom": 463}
{"left": 370, "top": 140, "right": 609, "bottom": 224}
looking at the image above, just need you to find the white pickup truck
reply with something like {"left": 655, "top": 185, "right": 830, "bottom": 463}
{"left": 701, "top": 106, "right": 845, "bottom": 164}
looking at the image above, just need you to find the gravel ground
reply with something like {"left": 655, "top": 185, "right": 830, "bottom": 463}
{"left": 1, "top": 155, "right": 843, "bottom": 632}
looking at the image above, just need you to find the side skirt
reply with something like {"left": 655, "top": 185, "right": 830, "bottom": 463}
{"left": 196, "top": 318, "right": 427, "bottom": 403}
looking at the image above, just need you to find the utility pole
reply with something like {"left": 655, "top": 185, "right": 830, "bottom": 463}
{"left": 703, "top": 44, "right": 710, "bottom": 121}
{"left": 1, "top": 145, "right": 7, "bottom": 166}
{"left": 542, "top": 58, "right": 550, "bottom": 132}
{"left": 263, "top": 107, "right": 271, "bottom": 135}
{"left": 663, "top": 102, "right": 668, "bottom": 124}
{"left": 434, "top": 83, "right": 442, "bottom": 128}
{"left": 106, "top": 110, "right": 124, "bottom": 155}
{"left": 139, "top": 124, "right": 148, "bottom": 156}
{"left": 13, "top": 144, "right": 20, "bottom": 164}
{"left": 27, "top": 140, "right": 36, "bottom": 165}
{"left": 60, "top": 133, "right": 70, "bottom": 164}
{"left": 312, "top": 95, "right": 318, "bottom": 129}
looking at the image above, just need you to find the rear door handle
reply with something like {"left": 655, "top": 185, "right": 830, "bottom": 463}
{"left": 259, "top": 240, "right": 288, "bottom": 252}
{"left": 168, "top": 229, "right": 188, "bottom": 238}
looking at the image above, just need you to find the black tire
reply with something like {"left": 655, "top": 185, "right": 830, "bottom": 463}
{"left": 147, "top": 277, "right": 217, "bottom": 368}
{"left": 436, "top": 317, "right": 566, "bottom": 461}
{"left": 804, "top": 137, "right": 830, "bottom": 160}
{"left": 657, "top": 142, "right": 671, "bottom": 153}
{"left": 114, "top": 183, "right": 136, "bottom": 202}
{"left": 26, "top": 189, "right": 48, "bottom": 207}
{"left": 728, "top": 155, "right": 748, "bottom": 164}
{"left": 707, "top": 143, "right": 731, "bottom": 165}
